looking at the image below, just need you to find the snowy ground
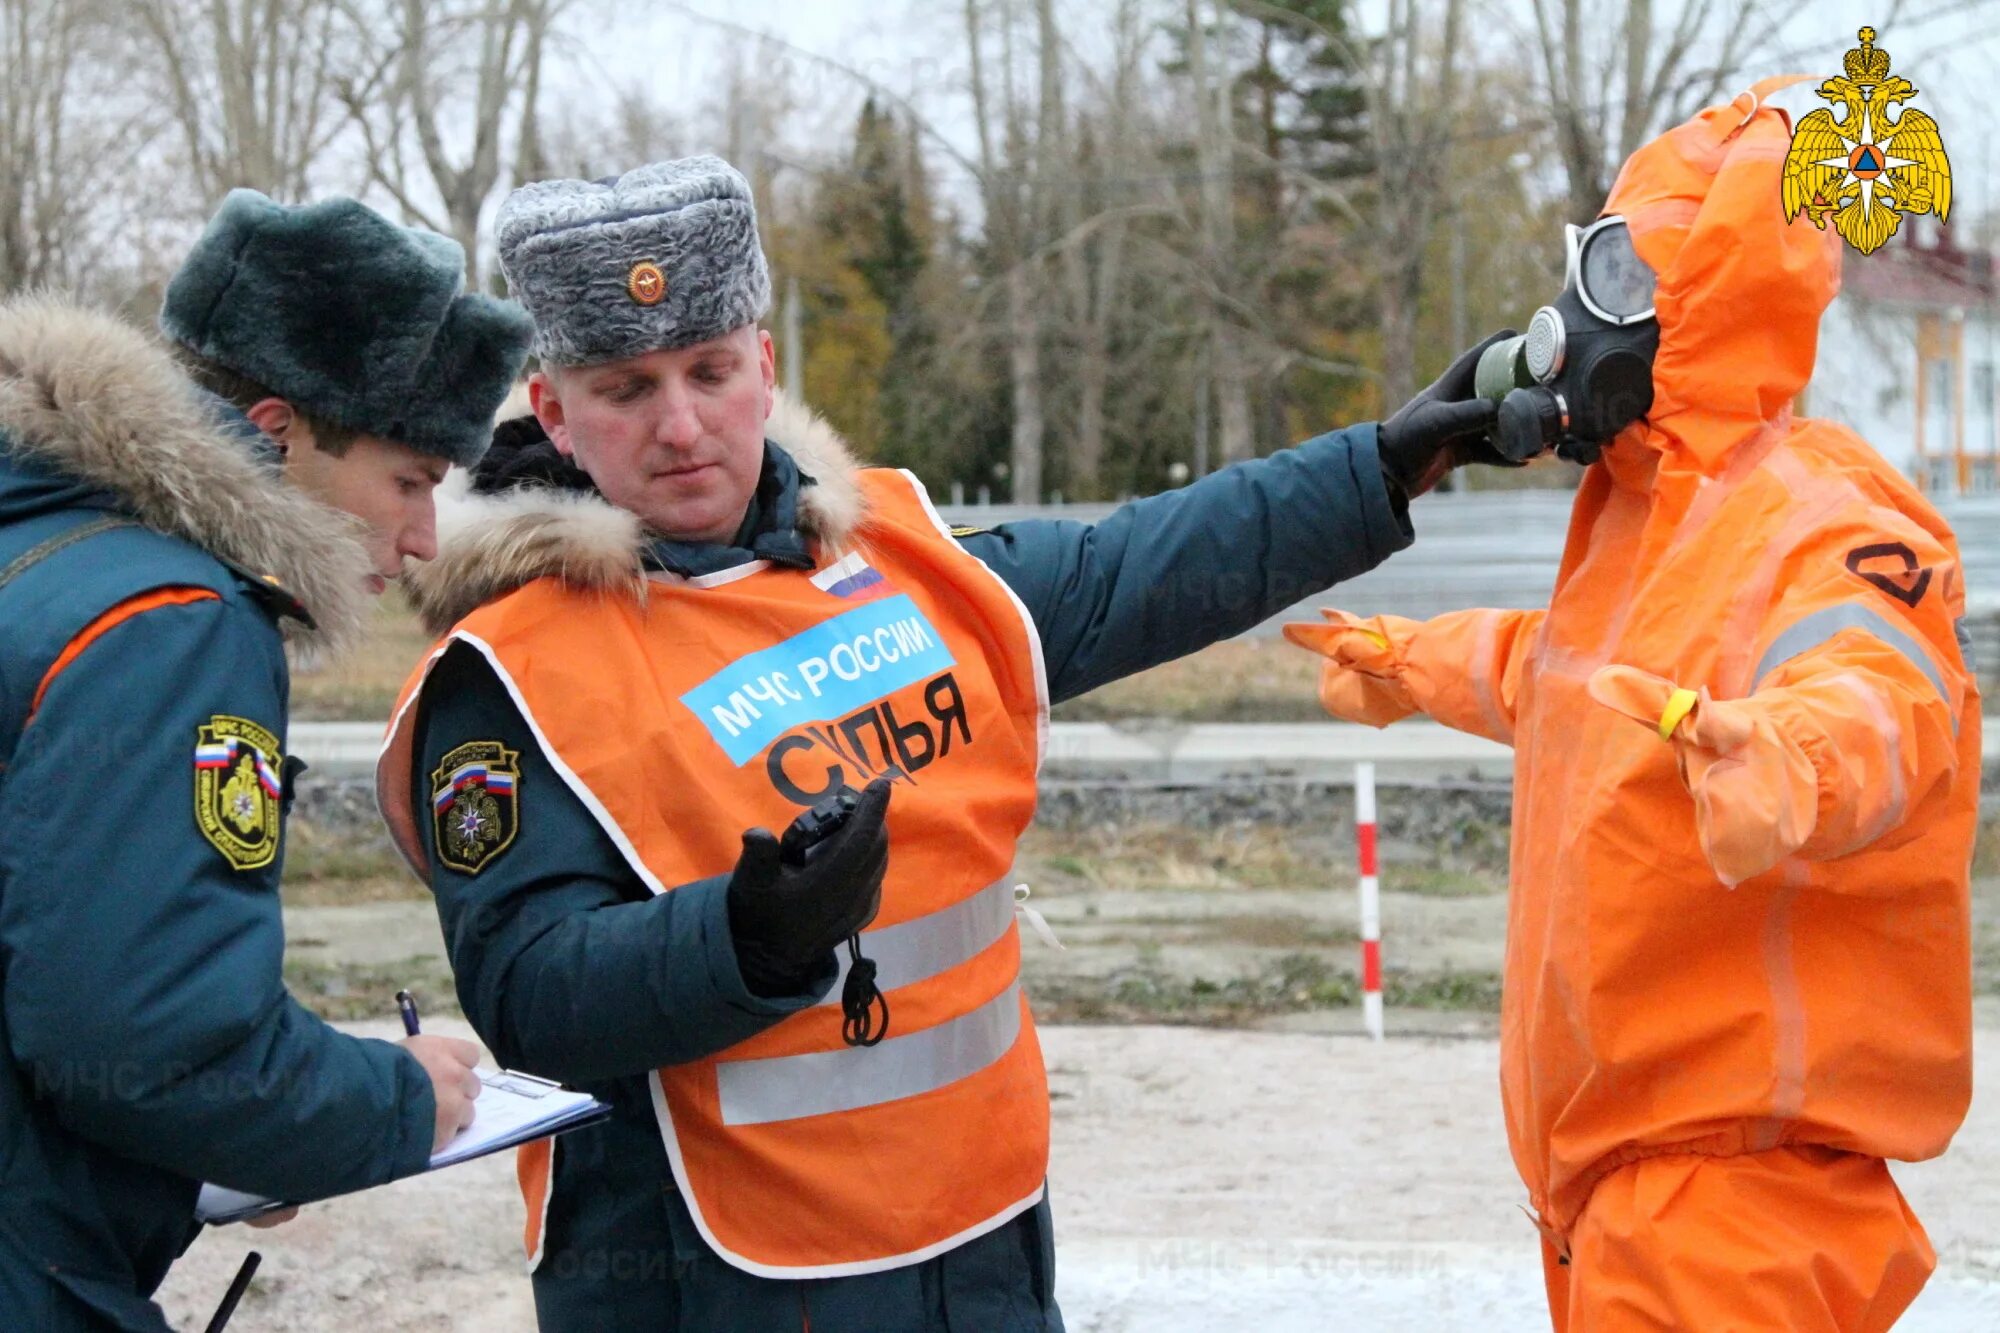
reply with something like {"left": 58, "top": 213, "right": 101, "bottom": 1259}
{"left": 158, "top": 1019, "right": 2000, "bottom": 1332}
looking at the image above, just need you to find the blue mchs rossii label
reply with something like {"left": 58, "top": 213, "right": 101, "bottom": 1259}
{"left": 681, "top": 594, "right": 957, "bottom": 765}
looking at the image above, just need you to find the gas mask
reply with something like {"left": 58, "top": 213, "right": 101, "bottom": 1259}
{"left": 1475, "top": 215, "right": 1660, "bottom": 466}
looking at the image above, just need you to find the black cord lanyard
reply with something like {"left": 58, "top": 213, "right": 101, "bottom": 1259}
{"left": 840, "top": 935, "right": 889, "bottom": 1047}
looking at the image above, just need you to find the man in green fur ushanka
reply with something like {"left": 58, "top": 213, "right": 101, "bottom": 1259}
{"left": 0, "top": 191, "right": 531, "bottom": 1330}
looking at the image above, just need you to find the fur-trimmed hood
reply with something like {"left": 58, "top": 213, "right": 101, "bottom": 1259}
{"left": 0, "top": 295, "right": 373, "bottom": 659}
{"left": 402, "top": 391, "right": 865, "bottom": 636}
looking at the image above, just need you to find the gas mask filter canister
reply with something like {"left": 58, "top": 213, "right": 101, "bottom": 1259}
{"left": 1474, "top": 215, "right": 1661, "bottom": 466}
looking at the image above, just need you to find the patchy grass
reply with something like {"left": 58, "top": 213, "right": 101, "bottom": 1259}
{"left": 1030, "top": 950, "right": 1501, "bottom": 1026}
{"left": 1063, "top": 916, "right": 1356, "bottom": 956}
{"left": 1053, "top": 638, "right": 1327, "bottom": 723}
{"left": 284, "top": 955, "right": 460, "bottom": 1023}
{"left": 1019, "top": 820, "right": 1504, "bottom": 897}
{"left": 1972, "top": 867, "right": 2000, "bottom": 996}
{"left": 1975, "top": 822, "right": 2000, "bottom": 879}
{"left": 290, "top": 600, "right": 1332, "bottom": 725}
{"left": 1389, "top": 866, "right": 1506, "bottom": 897}
{"left": 282, "top": 871, "right": 427, "bottom": 909}
{"left": 1389, "top": 970, "right": 1505, "bottom": 1010}
{"left": 1177, "top": 914, "right": 1356, "bottom": 950}
{"left": 283, "top": 824, "right": 408, "bottom": 882}
{"left": 1021, "top": 821, "right": 1337, "bottom": 892}
{"left": 282, "top": 821, "right": 426, "bottom": 907}
{"left": 291, "top": 595, "right": 437, "bottom": 721}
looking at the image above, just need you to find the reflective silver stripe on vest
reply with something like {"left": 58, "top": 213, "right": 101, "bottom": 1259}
{"left": 818, "top": 879, "right": 1015, "bottom": 1008}
{"left": 1753, "top": 603, "right": 1951, "bottom": 707}
{"left": 718, "top": 981, "right": 1023, "bottom": 1127}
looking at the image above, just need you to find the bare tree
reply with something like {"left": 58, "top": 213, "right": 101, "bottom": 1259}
{"left": 1, "top": 0, "right": 97, "bottom": 289}
{"left": 1362, "top": 0, "right": 1469, "bottom": 409}
{"left": 1054, "top": 0, "right": 1150, "bottom": 496}
{"left": 536, "top": 85, "right": 685, "bottom": 184}
{"left": 1525, "top": 0, "right": 1819, "bottom": 223}
{"left": 134, "top": 0, "right": 349, "bottom": 201}
{"left": 648, "top": 0, "right": 1058, "bottom": 493}
{"left": 1059, "top": 209, "right": 1130, "bottom": 495}
{"left": 1023, "top": 0, "right": 1066, "bottom": 497}
{"left": 338, "top": 0, "right": 565, "bottom": 284}
{"left": 1184, "top": 0, "right": 1261, "bottom": 465}
{"left": 965, "top": 0, "right": 1050, "bottom": 502}
{"left": 719, "top": 44, "right": 805, "bottom": 224}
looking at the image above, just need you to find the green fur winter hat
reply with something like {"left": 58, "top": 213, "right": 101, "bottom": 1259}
{"left": 160, "top": 190, "right": 533, "bottom": 467}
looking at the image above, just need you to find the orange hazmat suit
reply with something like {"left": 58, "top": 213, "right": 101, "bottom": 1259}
{"left": 1288, "top": 86, "right": 1977, "bottom": 1330}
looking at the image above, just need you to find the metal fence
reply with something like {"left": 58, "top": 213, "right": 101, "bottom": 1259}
{"left": 938, "top": 490, "right": 2000, "bottom": 636}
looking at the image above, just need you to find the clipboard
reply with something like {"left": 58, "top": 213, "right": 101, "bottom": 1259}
{"left": 196, "top": 1067, "right": 610, "bottom": 1225}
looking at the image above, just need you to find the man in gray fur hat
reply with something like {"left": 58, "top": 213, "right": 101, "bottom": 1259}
{"left": 384, "top": 154, "right": 1508, "bottom": 1332}
{"left": 0, "top": 191, "right": 531, "bottom": 1330}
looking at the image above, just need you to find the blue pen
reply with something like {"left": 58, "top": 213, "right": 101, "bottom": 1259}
{"left": 396, "top": 989, "right": 421, "bottom": 1037}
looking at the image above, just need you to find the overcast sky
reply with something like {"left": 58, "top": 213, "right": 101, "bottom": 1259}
{"left": 1762, "top": 0, "right": 2000, "bottom": 221}
{"left": 545, "top": 0, "right": 1998, "bottom": 230}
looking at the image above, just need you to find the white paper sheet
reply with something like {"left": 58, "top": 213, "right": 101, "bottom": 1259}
{"left": 196, "top": 1067, "right": 607, "bottom": 1224}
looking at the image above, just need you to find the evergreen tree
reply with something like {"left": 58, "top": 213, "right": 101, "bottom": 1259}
{"left": 788, "top": 97, "right": 991, "bottom": 486}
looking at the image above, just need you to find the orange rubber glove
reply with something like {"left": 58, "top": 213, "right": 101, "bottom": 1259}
{"left": 1587, "top": 665, "right": 1819, "bottom": 887}
{"left": 1286, "top": 606, "right": 1542, "bottom": 743}
{"left": 1282, "top": 610, "right": 1422, "bottom": 727}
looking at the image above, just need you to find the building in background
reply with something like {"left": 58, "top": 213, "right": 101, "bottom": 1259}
{"left": 1810, "top": 220, "right": 2000, "bottom": 496}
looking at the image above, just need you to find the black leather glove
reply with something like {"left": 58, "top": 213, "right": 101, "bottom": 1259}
{"left": 725, "top": 778, "right": 891, "bottom": 997}
{"left": 1376, "top": 329, "right": 1518, "bottom": 500}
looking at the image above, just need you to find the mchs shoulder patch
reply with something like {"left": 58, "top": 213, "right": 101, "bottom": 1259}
{"left": 431, "top": 740, "right": 521, "bottom": 875}
{"left": 195, "top": 715, "right": 284, "bottom": 871}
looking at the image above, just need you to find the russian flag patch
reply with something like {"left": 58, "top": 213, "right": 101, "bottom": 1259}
{"left": 811, "top": 550, "right": 891, "bottom": 601}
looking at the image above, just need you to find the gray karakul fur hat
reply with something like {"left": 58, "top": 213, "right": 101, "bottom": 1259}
{"left": 159, "top": 189, "right": 534, "bottom": 467}
{"left": 496, "top": 155, "right": 772, "bottom": 366}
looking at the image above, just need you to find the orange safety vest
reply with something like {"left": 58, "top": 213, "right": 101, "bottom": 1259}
{"left": 379, "top": 468, "right": 1051, "bottom": 1277}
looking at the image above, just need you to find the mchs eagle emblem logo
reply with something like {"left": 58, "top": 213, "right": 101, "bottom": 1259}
{"left": 431, "top": 740, "right": 521, "bottom": 875}
{"left": 1783, "top": 26, "right": 1952, "bottom": 256}
{"left": 194, "top": 716, "right": 284, "bottom": 871}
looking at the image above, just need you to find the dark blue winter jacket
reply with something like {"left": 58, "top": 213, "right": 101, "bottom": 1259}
{"left": 406, "top": 409, "right": 1408, "bottom": 1332}
{"left": 0, "top": 305, "right": 436, "bottom": 1331}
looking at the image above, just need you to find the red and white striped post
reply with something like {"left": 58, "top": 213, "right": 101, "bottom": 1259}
{"left": 1355, "top": 761, "right": 1384, "bottom": 1041}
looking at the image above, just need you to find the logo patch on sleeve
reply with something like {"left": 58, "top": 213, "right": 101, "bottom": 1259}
{"left": 194, "top": 716, "right": 284, "bottom": 871}
{"left": 431, "top": 741, "right": 521, "bottom": 875}
{"left": 1845, "top": 542, "right": 1933, "bottom": 608}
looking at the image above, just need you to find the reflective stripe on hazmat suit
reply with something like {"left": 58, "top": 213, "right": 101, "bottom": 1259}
{"left": 1288, "top": 85, "right": 1977, "bottom": 1331}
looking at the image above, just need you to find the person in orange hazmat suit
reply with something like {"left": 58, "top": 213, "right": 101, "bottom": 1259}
{"left": 1286, "top": 82, "right": 1978, "bottom": 1331}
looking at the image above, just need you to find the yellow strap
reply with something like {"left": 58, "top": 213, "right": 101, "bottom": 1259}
{"left": 1657, "top": 687, "right": 1699, "bottom": 742}
{"left": 1352, "top": 628, "right": 1390, "bottom": 650}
